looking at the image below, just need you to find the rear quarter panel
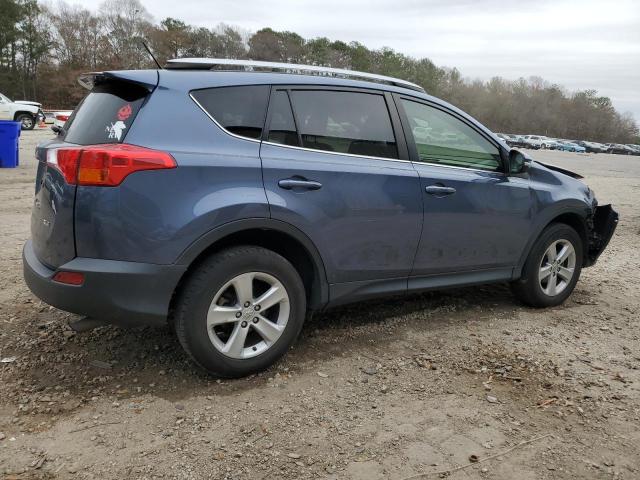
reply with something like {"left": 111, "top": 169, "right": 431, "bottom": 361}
{"left": 74, "top": 76, "right": 269, "bottom": 264}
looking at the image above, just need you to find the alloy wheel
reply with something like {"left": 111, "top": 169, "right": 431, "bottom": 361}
{"left": 206, "top": 272, "right": 290, "bottom": 359}
{"left": 538, "top": 239, "right": 576, "bottom": 296}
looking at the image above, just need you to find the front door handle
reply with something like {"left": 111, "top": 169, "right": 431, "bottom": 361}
{"left": 278, "top": 178, "right": 322, "bottom": 190}
{"left": 425, "top": 185, "right": 456, "bottom": 196}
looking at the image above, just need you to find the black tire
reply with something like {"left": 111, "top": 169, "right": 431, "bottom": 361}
{"left": 16, "top": 113, "right": 35, "bottom": 130}
{"left": 511, "top": 223, "right": 583, "bottom": 308}
{"left": 173, "top": 246, "right": 306, "bottom": 377}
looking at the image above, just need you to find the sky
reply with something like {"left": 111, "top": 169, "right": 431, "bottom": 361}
{"left": 72, "top": 0, "right": 640, "bottom": 122}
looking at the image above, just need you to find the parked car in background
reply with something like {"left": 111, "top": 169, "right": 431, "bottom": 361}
{"left": 497, "top": 134, "right": 518, "bottom": 147}
{"left": 0, "top": 92, "right": 43, "bottom": 129}
{"left": 43, "top": 111, "right": 56, "bottom": 124}
{"left": 540, "top": 137, "right": 560, "bottom": 149}
{"left": 624, "top": 144, "right": 640, "bottom": 155}
{"left": 606, "top": 143, "right": 635, "bottom": 155}
{"left": 557, "top": 141, "right": 586, "bottom": 153}
{"left": 53, "top": 110, "right": 73, "bottom": 130}
{"left": 576, "top": 141, "right": 605, "bottom": 153}
{"left": 509, "top": 134, "right": 531, "bottom": 149}
{"left": 23, "top": 59, "right": 618, "bottom": 377}
{"left": 594, "top": 142, "right": 611, "bottom": 153}
{"left": 551, "top": 141, "right": 573, "bottom": 151}
{"left": 521, "top": 135, "right": 543, "bottom": 149}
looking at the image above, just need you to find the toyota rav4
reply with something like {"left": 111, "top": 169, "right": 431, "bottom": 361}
{"left": 23, "top": 59, "right": 618, "bottom": 377}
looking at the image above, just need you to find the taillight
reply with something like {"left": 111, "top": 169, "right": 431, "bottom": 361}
{"left": 46, "top": 144, "right": 176, "bottom": 186}
{"left": 55, "top": 114, "right": 70, "bottom": 121}
{"left": 47, "top": 148, "right": 81, "bottom": 184}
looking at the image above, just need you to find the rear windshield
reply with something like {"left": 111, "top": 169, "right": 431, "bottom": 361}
{"left": 63, "top": 81, "right": 147, "bottom": 145}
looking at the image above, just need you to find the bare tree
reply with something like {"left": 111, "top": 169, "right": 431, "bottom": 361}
{"left": 99, "top": 0, "right": 153, "bottom": 69}
{"left": 0, "top": 1, "right": 636, "bottom": 143}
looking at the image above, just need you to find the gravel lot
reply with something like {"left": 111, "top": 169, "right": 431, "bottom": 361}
{"left": 1, "top": 129, "right": 639, "bottom": 479}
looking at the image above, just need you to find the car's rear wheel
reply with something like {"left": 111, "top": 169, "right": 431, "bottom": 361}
{"left": 16, "top": 113, "right": 35, "bottom": 130}
{"left": 173, "top": 246, "right": 306, "bottom": 377}
{"left": 511, "top": 223, "right": 583, "bottom": 307}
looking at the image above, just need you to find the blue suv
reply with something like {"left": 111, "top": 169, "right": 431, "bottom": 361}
{"left": 23, "top": 59, "right": 618, "bottom": 377}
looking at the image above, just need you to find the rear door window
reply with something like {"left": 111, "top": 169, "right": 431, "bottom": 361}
{"left": 266, "top": 90, "right": 299, "bottom": 147}
{"left": 63, "top": 81, "right": 148, "bottom": 145}
{"left": 191, "top": 85, "right": 270, "bottom": 140}
{"left": 288, "top": 90, "right": 398, "bottom": 159}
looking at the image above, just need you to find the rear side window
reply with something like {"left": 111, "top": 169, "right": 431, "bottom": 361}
{"left": 266, "top": 90, "right": 299, "bottom": 147}
{"left": 289, "top": 90, "right": 398, "bottom": 159}
{"left": 191, "top": 85, "right": 270, "bottom": 140}
{"left": 64, "top": 81, "right": 147, "bottom": 145}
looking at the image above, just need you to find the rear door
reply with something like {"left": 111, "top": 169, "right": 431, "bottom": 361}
{"left": 260, "top": 86, "right": 423, "bottom": 295}
{"left": 30, "top": 79, "right": 149, "bottom": 268}
{"left": 394, "top": 96, "right": 532, "bottom": 278}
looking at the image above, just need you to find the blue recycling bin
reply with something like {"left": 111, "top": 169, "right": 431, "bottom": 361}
{"left": 0, "top": 120, "right": 21, "bottom": 168}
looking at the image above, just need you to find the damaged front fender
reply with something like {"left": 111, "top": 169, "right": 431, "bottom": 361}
{"left": 585, "top": 204, "right": 618, "bottom": 267}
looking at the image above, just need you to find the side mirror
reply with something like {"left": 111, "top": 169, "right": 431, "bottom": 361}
{"left": 509, "top": 149, "right": 530, "bottom": 174}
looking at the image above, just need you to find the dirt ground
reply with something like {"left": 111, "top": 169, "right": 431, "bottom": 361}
{"left": 1, "top": 129, "right": 639, "bottom": 480}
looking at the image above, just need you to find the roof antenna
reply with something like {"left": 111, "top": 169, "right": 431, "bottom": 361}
{"left": 141, "top": 41, "right": 162, "bottom": 69}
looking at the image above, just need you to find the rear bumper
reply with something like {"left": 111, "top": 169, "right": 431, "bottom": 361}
{"left": 585, "top": 204, "right": 618, "bottom": 267}
{"left": 23, "top": 239, "right": 186, "bottom": 327}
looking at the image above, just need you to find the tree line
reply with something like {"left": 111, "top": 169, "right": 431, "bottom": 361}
{"left": 1, "top": 0, "right": 637, "bottom": 143}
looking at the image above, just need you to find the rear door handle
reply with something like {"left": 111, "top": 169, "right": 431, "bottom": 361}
{"left": 425, "top": 185, "right": 456, "bottom": 196}
{"left": 278, "top": 178, "right": 322, "bottom": 190}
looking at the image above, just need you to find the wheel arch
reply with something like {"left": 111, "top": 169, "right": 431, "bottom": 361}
{"left": 514, "top": 207, "right": 589, "bottom": 279}
{"left": 13, "top": 110, "right": 36, "bottom": 120}
{"left": 172, "top": 219, "right": 329, "bottom": 311}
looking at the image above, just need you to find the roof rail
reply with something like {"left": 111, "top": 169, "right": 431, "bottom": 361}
{"left": 165, "top": 58, "right": 425, "bottom": 93}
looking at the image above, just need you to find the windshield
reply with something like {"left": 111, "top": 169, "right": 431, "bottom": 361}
{"left": 0, "top": 93, "right": 12, "bottom": 103}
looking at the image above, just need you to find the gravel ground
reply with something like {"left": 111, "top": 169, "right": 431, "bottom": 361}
{"left": 1, "top": 129, "right": 639, "bottom": 479}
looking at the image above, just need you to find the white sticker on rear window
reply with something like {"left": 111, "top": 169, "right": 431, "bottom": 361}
{"left": 105, "top": 121, "right": 126, "bottom": 141}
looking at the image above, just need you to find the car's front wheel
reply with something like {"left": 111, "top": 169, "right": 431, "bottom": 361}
{"left": 511, "top": 223, "right": 583, "bottom": 307}
{"left": 16, "top": 113, "right": 35, "bottom": 130}
{"left": 173, "top": 246, "right": 306, "bottom": 377}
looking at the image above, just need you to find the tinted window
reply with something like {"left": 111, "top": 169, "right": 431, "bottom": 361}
{"left": 401, "top": 100, "right": 501, "bottom": 171}
{"left": 267, "top": 90, "right": 299, "bottom": 146}
{"left": 192, "top": 85, "right": 269, "bottom": 139}
{"left": 64, "top": 81, "right": 147, "bottom": 145}
{"left": 289, "top": 90, "right": 398, "bottom": 159}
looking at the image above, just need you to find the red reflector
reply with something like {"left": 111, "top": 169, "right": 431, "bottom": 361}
{"left": 47, "top": 144, "right": 176, "bottom": 187}
{"left": 52, "top": 271, "right": 85, "bottom": 285}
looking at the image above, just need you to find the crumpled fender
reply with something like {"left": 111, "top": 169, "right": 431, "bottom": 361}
{"left": 534, "top": 161, "right": 584, "bottom": 179}
{"left": 585, "top": 204, "right": 618, "bottom": 266}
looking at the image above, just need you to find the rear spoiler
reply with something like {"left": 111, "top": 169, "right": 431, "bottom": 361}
{"left": 77, "top": 70, "right": 159, "bottom": 91}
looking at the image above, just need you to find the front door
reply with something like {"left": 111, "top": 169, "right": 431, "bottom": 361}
{"left": 260, "top": 87, "right": 423, "bottom": 295}
{"left": 395, "top": 96, "right": 532, "bottom": 278}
